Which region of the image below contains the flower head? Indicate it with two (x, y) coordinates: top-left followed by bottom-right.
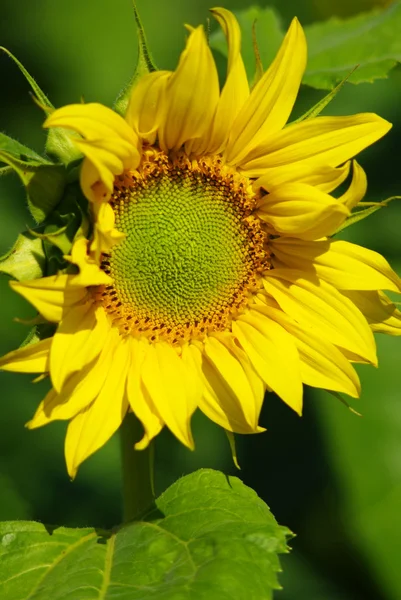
(1, 8), (399, 478)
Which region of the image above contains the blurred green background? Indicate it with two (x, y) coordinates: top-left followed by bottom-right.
(1, 0), (400, 598)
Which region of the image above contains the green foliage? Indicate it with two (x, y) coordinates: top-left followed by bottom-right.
(0, 133), (66, 223)
(0, 231), (46, 281)
(210, 2), (401, 90)
(0, 133), (43, 163)
(0, 470), (290, 600)
(304, 1), (401, 89)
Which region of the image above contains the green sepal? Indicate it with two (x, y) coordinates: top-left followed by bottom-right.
(325, 390), (362, 417)
(38, 183), (91, 274)
(291, 66), (359, 124)
(0, 47), (53, 112)
(225, 430), (241, 469)
(0, 132), (43, 163)
(335, 196), (401, 234)
(29, 196), (89, 257)
(0, 135), (66, 223)
(45, 127), (83, 168)
(0, 47), (81, 167)
(0, 166), (13, 178)
(19, 322), (57, 348)
(0, 231), (46, 281)
(114, 1), (157, 117)
(251, 20), (264, 88)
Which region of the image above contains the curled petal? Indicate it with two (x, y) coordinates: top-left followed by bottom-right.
(192, 8), (249, 155)
(339, 161), (367, 209)
(45, 103), (141, 202)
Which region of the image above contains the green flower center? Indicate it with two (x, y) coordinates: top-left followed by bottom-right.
(98, 152), (269, 343)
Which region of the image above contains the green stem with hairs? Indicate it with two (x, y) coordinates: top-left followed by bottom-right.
(120, 412), (154, 522)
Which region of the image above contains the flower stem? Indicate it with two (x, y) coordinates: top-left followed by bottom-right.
(120, 412), (154, 522)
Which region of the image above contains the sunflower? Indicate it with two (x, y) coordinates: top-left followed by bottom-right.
(1, 8), (400, 478)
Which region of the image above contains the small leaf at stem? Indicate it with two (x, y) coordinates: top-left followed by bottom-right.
(335, 196), (401, 234)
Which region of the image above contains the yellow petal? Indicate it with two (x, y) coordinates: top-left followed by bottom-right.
(64, 336), (130, 478)
(126, 338), (163, 450)
(296, 161), (351, 194)
(192, 8), (249, 155)
(141, 342), (198, 448)
(0, 337), (51, 373)
(343, 290), (401, 336)
(254, 303), (360, 397)
(90, 202), (126, 261)
(258, 183), (349, 240)
(80, 158), (109, 204)
(243, 113), (392, 185)
(126, 71), (171, 145)
(271, 238), (401, 292)
(184, 342), (263, 433)
(158, 26), (220, 152)
(263, 271), (377, 364)
(10, 275), (86, 323)
(75, 138), (137, 202)
(226, 18), (307, 165)
(27, 329), (119, 428)
(204, 335), (260, 428)
(66, 237), (112, 286)
(50, 303), (109, 393)
(215, 332), (265, 411)
(339, 161), (367, 209)
(44, 103), (141, 201)
(233, 309), (303, 414)
(327, 241), (401, 292)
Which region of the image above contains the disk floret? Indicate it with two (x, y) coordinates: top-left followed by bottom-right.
(94, 149), (270, 344)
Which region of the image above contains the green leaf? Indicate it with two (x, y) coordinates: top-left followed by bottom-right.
(210, 3), (401, 91)
(304, 1), (401, 89)
(0, 231), (46, 281)
(0, 132), (44, 163)
(114, 1), (157, 117)
(0, 136), (66, 223)
(0, 469), (290, 599)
